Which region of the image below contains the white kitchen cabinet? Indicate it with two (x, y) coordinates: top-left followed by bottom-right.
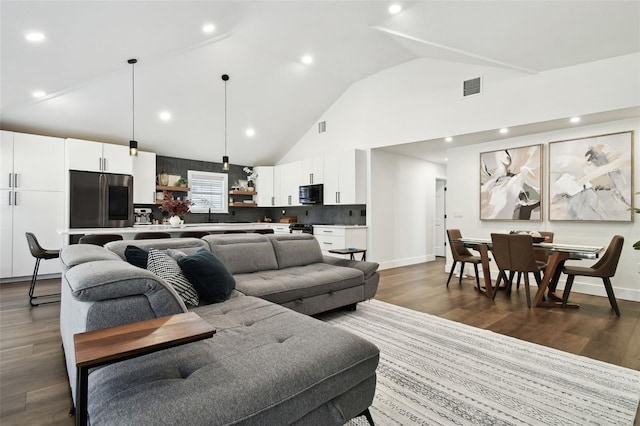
(66, 138), (132, 174)
(323, 149), (366, 205)
(275, 162), (301, 206)
(300, 156), (323, 185)
(271, 224), (291, 234)
(254, 166), (274, 207)
(313, 226), (367, 257)
(1, 131), (65, 279)
(132, 151), (157, 204)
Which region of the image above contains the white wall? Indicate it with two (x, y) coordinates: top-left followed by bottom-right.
(280, 53), (640, 163)
(279, 53), (640, 300)
(369, 150), (446, 269)
(446, 118), (640, 301)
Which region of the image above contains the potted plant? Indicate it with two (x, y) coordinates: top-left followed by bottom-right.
(176, 177), (188, 187)
(243, 167), (258, 190)
(160, 191), (192, 227)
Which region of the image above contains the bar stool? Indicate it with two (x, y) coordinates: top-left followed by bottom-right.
(134, 232), (172, 240)
(253, 228), (274, 234)
(25, 232), (61, 306)
(78, 234), (124, 246)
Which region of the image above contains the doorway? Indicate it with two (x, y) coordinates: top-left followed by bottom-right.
(435, 179), (446, 257)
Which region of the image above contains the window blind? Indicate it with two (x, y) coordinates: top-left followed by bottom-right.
(187, 170), (228, 213)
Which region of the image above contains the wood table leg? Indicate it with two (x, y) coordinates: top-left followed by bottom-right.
(533, 252), (578, 308)
(477, 244), (494, 298)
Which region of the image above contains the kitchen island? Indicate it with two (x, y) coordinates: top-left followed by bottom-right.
(57, 222), (274, 240)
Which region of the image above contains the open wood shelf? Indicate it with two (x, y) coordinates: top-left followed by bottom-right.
(230, 202), (257, 207)
(157, 185), (190, 192)
(229, 190), (257, 195)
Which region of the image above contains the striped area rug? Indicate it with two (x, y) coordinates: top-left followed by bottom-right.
(322, 300), (640, 426)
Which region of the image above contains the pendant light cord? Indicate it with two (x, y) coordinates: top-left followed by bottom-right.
(132, 63), (135, 140)
(224, 79), (227, 156)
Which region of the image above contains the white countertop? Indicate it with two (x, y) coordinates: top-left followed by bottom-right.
(311, 225), (367, 229)
(57, 222), (273, 235)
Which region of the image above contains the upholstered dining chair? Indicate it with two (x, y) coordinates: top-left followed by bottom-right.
(446, 229), (482, 290)
(491, 233), (545, 308)
(78, 234), (124, 246)
(25, 232), (60, 306)
(561, 235), (624, 316)
(133, 232), (172, 240)
(516, 231), (554, 289)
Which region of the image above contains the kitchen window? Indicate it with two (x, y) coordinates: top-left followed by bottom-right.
(187, 170), (228, 214)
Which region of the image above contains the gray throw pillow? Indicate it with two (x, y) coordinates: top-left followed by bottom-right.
(147, 248), (199, 306)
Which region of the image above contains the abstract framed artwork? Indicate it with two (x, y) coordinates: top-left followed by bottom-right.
(549, 131), (634, 222)
(480, 144), (542, 221)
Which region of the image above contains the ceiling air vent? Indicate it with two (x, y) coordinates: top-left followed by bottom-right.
(463, 77), (482, 97)
(318, 121), (326, 133)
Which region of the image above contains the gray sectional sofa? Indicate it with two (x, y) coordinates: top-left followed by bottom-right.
(60, 233), (380, 425)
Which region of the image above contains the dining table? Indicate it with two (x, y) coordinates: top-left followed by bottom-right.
(458, 237), (603, 308)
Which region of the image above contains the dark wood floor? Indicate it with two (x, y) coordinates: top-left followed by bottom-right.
(1, 258), (638, 425)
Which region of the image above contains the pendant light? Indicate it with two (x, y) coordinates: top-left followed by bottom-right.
(221, 74), (230, 171)
(128, 58), (138, 156)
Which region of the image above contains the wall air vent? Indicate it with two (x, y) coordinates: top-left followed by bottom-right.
(463, 77), (482, 97)
(318, 121), (326, 133)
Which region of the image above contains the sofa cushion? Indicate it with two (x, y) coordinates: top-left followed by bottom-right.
(124, 245), (149, 268)
(234, 263), (364, 304)
(178, 249), (236, 303)
(60, 244), (121, 269)
(87, 296), (379, 426)
(268, 234), (324, 269)
(204, 234), (278, 274)
(147, 249), (199, 307)
(106, 237), (209, 260)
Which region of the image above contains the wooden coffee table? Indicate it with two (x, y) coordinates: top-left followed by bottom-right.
(74, 312), (216, 426)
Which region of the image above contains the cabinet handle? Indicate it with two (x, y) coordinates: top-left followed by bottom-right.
(271, 196), (274, 206)
(13, 191), (18, 205)
(323, 230), (333, 233)
(103, 158), (108, 171)
(322, 241), (333, 245)
(8, 191), (12, 205)
(310, 173), (313, 184)
(335, 192), (339, 203)
(14, 173), (19, 188)
(288, 195), (291, 205)
(98, 158), (102, 171)
(8, 173), (12, 188)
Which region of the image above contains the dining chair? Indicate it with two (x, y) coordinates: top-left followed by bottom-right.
(78, 234), (124, 246)
(446, 229), (482, 290)
(561, 235), (624, 316)
(25, 232), (61, 306)
(491, 233), (544, 308)
(133, 232), (172, 240)
(515, 231), (554, 289)
(178, 231), (209, 238)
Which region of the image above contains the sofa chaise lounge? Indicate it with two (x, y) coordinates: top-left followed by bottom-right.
(60, 233), (380, 425)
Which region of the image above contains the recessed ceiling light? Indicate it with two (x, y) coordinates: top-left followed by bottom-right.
(389, 4), (402, 14)
(499, 128), (509, 134)
(159, 111), (172, 121)
(32, 90), (46, 98)
(25, 32), (46, 42)
(445, 137), (453, 143)
(301, 55), (313, 65)
(444, 157), (448, 162)
(570, 116), (581, 123)
(245, 128), (255, 137)
(202, 24), (215, 34)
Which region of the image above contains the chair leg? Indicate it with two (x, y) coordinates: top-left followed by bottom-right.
(602, 277), (621, 316)
(506, 271), (515, 296)
(446, 261), (458, 287)
(493, 271), (506, 300)
(29, 258), (60, 307)
(516, 272), (522, 290)
(523, 274), (532, 308)
(458, 262), (466, 285)
(562, 275), (575, 307)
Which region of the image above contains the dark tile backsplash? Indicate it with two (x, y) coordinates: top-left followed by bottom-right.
(137, 155), (366, 226)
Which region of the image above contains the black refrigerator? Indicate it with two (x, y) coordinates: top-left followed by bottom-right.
(69, 170), (134, 228)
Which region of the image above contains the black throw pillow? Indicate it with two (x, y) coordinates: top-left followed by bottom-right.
(124, 245), (149, 269)
(178, 249), (236, 303)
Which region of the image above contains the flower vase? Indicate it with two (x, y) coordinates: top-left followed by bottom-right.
(168, 216), (181, 227)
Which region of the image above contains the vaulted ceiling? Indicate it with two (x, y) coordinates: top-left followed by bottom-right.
(1, 1), (638, 166)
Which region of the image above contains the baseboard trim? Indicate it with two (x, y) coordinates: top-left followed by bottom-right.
(379, 255), (434, 271)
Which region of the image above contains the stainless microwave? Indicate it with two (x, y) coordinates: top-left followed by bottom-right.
(299, 184), (323, 205)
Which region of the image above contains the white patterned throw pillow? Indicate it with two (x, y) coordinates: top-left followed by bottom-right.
(147, 248), (199, 306)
